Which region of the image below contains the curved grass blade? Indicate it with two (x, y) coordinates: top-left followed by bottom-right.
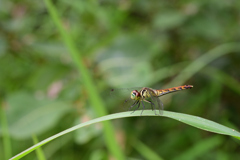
(10, 110), (240, 160)
(32, 134), (46, 160)
(168, 43), (240, 87)
(201, 66), (240, 95)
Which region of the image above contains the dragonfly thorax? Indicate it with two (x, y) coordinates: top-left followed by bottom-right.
(140, 88), (156, 99)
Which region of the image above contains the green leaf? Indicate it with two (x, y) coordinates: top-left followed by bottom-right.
(4, 92), (71, 139)
(153, 11), (187, 30)
(10, 110), (240, 160)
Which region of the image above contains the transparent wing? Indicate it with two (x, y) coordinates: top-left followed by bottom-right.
(143, 88), (164, 115)
(109, 87), (143, 112)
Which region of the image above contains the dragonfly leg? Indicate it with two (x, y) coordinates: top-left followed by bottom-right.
(143, 100), (153, 110)
(144, 100), (157, 115)
(129, 101), (138, 111)
(141, 101), (145, 116)
(131, 102), (140, 114)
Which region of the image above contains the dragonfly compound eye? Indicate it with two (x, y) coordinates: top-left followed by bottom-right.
(131, 92), (136, 99)
(131, 90), (140, 100)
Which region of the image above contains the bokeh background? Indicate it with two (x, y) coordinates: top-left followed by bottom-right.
(1, 0), (240, 159)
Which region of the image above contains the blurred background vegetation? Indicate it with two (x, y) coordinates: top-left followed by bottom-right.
(1, 0), (240, 159)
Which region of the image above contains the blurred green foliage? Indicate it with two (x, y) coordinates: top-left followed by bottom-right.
(1, 0), (240, 159)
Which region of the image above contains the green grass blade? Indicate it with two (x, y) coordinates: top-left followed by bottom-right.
(133, 139), (164, 160)
(173, 136), (223, 160)
(160, 111), (240, 138)
(9, 110), (240, 160)
(43, 0), (124, 159)
(146, 62), (188, 86)
(201, 66), (240, 95)
(32, 134), (46, 160)
(168, 42), (240, 86)
(0, 104), (12, 160)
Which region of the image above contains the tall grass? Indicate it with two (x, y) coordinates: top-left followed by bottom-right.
(43, 0), (125, 159)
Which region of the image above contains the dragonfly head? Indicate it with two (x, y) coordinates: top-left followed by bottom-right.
(131, 90), (140, 100)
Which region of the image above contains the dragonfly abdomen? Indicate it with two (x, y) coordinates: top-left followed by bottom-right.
(156, 85), (193, 97)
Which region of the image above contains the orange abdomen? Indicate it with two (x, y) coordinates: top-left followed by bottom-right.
(156, 85), (193, 96)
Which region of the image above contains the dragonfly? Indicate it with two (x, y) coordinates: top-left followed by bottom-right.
(110, 85), (193, 115)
